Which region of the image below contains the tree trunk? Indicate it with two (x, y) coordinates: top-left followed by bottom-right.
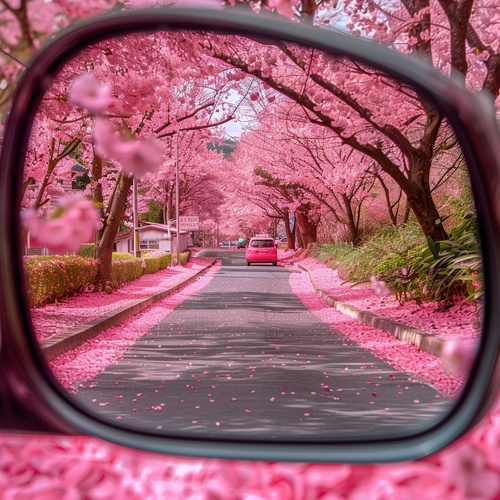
(284, 210), (295, 250)
(407, 185), (448, 241)
(94, 173), (134, 288)
(92, 154), (105, 257)
(341, 193), (362, 246)
(294, 204), (317, 247)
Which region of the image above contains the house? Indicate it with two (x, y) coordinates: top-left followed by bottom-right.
(114, 221), (189, 254)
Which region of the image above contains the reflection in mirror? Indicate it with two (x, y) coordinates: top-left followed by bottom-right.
(23, 29), (482, 440)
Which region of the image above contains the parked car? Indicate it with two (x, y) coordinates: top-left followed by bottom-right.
(246, 235), (278, 266)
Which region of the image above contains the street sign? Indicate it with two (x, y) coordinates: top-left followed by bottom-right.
(179, 216), (199, 231)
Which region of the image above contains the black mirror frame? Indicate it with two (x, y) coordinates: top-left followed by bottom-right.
(1, 7), (500, 463)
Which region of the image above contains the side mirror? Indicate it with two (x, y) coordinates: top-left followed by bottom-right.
(1, 7), (500, 463)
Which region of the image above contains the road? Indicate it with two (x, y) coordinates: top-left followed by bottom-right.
(71, 249), (451, 441)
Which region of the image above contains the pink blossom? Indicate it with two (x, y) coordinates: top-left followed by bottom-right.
(249, 92), (259, 102)
(441, 441), (500, 498)
(170, 0), (223, 6)
(22, 194), (99, 254)
(370, 275), (391, 297)
(114, 137), (163, 178)
(442, 339), (477, 375)
(266, 0), (298, 18)
(126, 0), (157, 7)
(68, 74), (113, 115)
(92, 118), (121, 159)
(419, 30), (431, 42)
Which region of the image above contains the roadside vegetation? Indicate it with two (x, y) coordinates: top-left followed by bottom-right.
(25, 249), (190, 308)
(312, 215), (482, 309)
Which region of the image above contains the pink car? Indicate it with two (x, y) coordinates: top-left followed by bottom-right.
(246, 236), (278, 266)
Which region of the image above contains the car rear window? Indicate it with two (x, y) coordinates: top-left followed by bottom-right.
(250, 239), (275, 248)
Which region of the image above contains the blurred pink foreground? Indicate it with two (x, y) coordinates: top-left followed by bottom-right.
(2, 254), (499, 498)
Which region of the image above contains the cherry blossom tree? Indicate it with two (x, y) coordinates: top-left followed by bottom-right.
(192, 34), (469, 242)
(25, 30), (242, 285)
(139, 129), (228, 226)
(10, 0), (497, 268)
(236, 101), (382, 246)
(0, 0), (116, 119)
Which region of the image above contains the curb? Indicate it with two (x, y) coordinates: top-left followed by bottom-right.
(296, 264), (446, 358)
(40, 260), (216, 362)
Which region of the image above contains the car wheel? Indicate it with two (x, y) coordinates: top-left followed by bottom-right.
(247, 261), (250, 266)
(273, 262), (277, 266)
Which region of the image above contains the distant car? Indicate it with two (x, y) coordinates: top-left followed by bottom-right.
(246, 236), (278, 266)
(237, 237), (247, 249)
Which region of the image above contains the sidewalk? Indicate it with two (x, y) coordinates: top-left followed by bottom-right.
(286, 254), (479, 359)
(37, 256), (216, 361)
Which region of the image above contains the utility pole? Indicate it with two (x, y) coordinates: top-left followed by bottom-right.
(175, 131), (181, 265)
(132, 176), (138, 257)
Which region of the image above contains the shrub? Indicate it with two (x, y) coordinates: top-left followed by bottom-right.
(373, 246), (426, 304)
(25, 256), (98, 308)
(313, 242), (355, 268)
(174, 250), (191, 266)
(79, 243), (95, 258)
(411, 215), (482, 305)
(313, 220), (482, 307)
(112, 252), (135, 260)
(110, 258), (143, 288)
(141, 251), (172, 274)
(26, 248), (192, 308)
(314, 224), (426, 284)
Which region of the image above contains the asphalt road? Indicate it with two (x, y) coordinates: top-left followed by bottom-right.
(71, 249), (451, 441)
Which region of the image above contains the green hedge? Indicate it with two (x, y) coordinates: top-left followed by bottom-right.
(110, 258), (144, 288)
(79, 243), (95, 258)
(26, 250), (188, 307)
(25, 256), (98, 308)
(112, 252), (136, 260)
(177, 250), (191, 266)
(141, 252), (172, 274)
(313, 218), (481, 306)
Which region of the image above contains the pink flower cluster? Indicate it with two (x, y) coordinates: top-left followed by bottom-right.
(93, 118), (163, 178)
(68, 73), (113, 114)
(370, 275), (390, 297)
(22, 194), (99, 254)
(442, 339), (477, 375)
(70, 74), (163, 178)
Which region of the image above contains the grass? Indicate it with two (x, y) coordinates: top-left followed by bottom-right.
(313, 223), (425, 283)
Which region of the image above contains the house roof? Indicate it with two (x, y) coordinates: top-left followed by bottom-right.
(137, 221), (188, 234)
(114, 223), (187, 242)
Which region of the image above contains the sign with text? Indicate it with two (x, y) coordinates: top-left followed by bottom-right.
(179, 216), (199, 231)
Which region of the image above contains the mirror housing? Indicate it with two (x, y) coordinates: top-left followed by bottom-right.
(1, 7), (500, 463)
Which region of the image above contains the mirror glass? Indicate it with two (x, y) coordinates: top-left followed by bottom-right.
(22, 29), (483, 440)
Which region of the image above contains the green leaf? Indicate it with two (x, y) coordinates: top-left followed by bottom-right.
(426, 236), (440, 259)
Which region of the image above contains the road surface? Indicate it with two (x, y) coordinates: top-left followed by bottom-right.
(70, 250), (451, 441)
